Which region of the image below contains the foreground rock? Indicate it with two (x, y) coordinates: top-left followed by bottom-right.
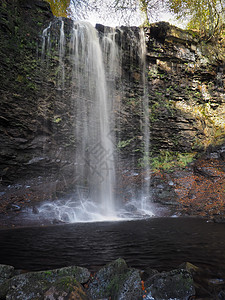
(2, 258), (224, 299)
(0, 259), (198, 300)
(180, 262), (225, 299)
(144, 269), (195, 300)
(43, 277), (89, 299)
(87, 258), (142, 299)
(0, 264), (14, 285)
(0, 266), (90, 300)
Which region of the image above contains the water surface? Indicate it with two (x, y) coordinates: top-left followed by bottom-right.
(0, 217), (225, 276)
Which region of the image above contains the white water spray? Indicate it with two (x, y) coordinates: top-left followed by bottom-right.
(140, 28), (151, 210)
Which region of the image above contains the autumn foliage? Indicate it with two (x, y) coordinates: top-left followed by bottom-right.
(45, 0), (70, 17)
(116, 154), (225, 219)
(174, 158), (225, 218)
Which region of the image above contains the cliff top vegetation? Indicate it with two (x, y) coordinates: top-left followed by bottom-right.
(45, 0), (225, 41)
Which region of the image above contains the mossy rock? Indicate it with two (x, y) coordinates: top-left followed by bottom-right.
(87, 258), (142, 300)
(145, 268), (195, 300)
(1, 266), (90, 300)
(44, 276), (89, 300)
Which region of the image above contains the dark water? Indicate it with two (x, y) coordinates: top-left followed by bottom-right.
(0, 217), (225, 275)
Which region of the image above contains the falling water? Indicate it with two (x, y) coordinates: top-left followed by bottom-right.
(30, 21), (155, 224)
(111, 27), (154, 218)
(36, 20), (118, 222)
(58, 20), (65, 91)
(102, 27), (119, 78)
(41, 21), (52, 64)
(70, 21), (116, 217)
(140, 28), (151, 210)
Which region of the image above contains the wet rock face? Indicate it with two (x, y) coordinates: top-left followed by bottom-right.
(0, 0), (54, 184)
(147, 28), (225, 154)
(0, 0), (76, 187)
(118, 23), (225, 160)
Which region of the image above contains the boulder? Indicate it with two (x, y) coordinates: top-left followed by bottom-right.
(180, 262), (225, 299)
(43, 276), (89, 300)
(145, 269), (195, 300)
(0, 264), (14, 285)
(87, 258), (142, 299)
(1, 266), (90, 300)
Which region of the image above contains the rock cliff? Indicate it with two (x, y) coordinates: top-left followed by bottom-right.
(0, 0), (225, 219)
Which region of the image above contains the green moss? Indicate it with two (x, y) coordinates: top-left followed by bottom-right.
(117, 138), (134, 149)
(53, 116), (62, 124)
(150, 95), (176, 123)
(139, 150), (197, 172)
(27, 82), (37, 90)
(16, 74), (24, 83)
(56, 277), (78, 292)
(104, 272), (128, 298)
(44, 271), (53, 276)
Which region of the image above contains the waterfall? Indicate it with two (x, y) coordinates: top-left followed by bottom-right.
(31, 21), (155, 224)
(70, 21), (115, 217)
(111, 27), (154, 218)
(140, 28), (151, 210)
(37, 20), (118, 222)
(58, 20), (65, 91)
(41, 21), (52, 66)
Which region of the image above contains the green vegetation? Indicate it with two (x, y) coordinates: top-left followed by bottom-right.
(167, 0), (225, 40)
(43, 270), (53, 276)
(117, 138), (134, 149)
(150, 92), (175, 122)
(106, 272), (129, 298)
(140, 150), (197, 172)
(53, 116), (62, 123)
(44, 0), (224, 40)
(56, 277), (78, 291)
